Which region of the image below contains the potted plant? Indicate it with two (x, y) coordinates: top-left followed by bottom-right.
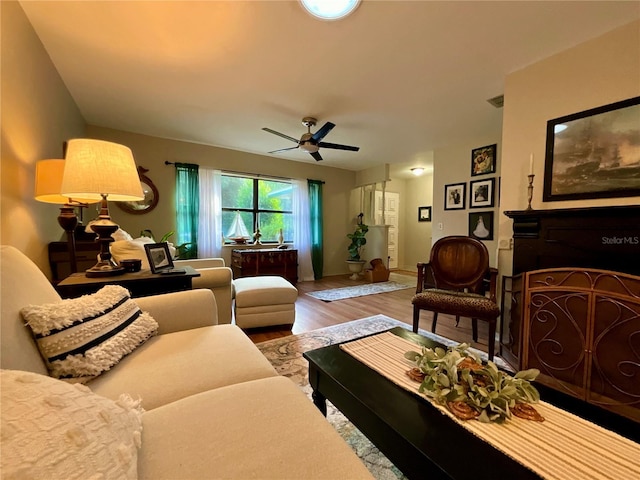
(346, 221), (368, 279)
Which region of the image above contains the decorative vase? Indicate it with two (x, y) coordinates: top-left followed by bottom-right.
(278, 228), (284, 245)
(346, 260), (366, 280)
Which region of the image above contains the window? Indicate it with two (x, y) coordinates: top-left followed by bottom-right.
(221, 174), (292, 243)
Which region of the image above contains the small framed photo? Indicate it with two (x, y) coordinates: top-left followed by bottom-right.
(470, 177), (495, 209)
(444, 183), (466, 210)
(144, 242), (174, 273)
(471, 144), (497, 176)
(468, 211), (494, 241)
(418, 206), (432, 222)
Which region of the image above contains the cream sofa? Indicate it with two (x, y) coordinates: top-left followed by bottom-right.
(0, 246), (373, 479)
(110, 239), (233, 324)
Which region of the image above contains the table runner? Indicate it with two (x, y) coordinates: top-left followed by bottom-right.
(340, 332), (640, 480)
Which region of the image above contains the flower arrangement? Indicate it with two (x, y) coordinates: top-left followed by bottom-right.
(404, 343), (544, 423)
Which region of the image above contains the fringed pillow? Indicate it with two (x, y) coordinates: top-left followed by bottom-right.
(20, 285), (158, 382)
(1, 369), (143, 480)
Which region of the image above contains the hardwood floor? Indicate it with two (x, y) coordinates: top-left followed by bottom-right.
(244, 271), (494, 356)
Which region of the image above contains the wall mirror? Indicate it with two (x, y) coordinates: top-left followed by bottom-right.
(117, 166), (159, 214)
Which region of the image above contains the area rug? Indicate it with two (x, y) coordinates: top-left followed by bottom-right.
(305, 273), (415, 302)
(256, 314), (508, 480)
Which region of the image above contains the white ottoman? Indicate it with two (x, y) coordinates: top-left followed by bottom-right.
(233, 276), (298, 329)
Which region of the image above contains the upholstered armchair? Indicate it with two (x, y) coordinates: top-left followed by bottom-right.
(411, 236), (500, 359)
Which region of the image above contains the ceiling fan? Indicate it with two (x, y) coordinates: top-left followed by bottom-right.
(262, 117), (360, 161)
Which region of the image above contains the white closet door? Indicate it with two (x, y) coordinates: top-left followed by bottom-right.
(374, 192), (400, 269)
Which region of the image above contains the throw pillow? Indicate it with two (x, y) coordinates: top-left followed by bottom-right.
(20, 285), (158, 381)
(111, 237), (177, 270)
(0, 369), (143, 480)
(111, 236), (156, 270)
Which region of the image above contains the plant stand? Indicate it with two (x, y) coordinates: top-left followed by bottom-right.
(346, 260), (366, 280)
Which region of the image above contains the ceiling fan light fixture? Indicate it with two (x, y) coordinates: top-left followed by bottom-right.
(299, 141), (319, 153)
(411, 167), (425, 176)
(300, 0), (360, 20)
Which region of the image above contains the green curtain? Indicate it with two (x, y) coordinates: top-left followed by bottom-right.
(175, 163), (199, 259)
(308, 179), (323, 279)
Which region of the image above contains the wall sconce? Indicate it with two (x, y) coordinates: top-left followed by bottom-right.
(61, 139), (143, 277)
(34, 159), (98, 273)
(411, 167), (425, 176)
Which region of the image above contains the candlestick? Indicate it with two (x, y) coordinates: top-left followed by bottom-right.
(526, 174), (535, 210)
(529, 153), (534, 175)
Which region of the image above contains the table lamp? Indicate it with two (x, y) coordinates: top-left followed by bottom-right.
(61, 139), (144, 277)
(34, 159), (98, 273)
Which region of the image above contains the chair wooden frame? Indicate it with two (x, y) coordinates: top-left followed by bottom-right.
(412, 236), (499, 359)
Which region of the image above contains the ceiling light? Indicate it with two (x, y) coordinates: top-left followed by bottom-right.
(300, 0), (360, 20)
(411, 167), (425, 176)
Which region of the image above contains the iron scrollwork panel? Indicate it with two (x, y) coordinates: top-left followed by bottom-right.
(590, 295), (640, 410)
(528, 291), (589, 397)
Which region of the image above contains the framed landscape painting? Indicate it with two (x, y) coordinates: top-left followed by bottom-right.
(543, 96), (640, 201)
(444, 183), (466, 210)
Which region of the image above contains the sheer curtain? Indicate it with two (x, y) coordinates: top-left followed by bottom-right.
(197, 168), (223, 258)
(292, 178), (315, 282)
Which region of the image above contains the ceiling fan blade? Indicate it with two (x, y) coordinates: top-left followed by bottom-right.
(262, 127), (299, 144)
(310, 151), (323, 161)
(318, 142), (360, 152)
(268, 146), (299, 154)
(311, 122), (335, 142)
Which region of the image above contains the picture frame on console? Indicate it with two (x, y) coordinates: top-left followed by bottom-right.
(144, 242), (174, 273)
(444, 183), (466, 210)
(543, 96), (640, 202)
(470, 178), (495, 208)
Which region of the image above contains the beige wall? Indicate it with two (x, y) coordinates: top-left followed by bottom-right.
(431, 133), (503, 267)
(4, 2), (638, 283)
(86, 125), (357, 276)
(498, 20), (640, 275)
(1, 1), (86, 275)
(400, 174), (434, 271)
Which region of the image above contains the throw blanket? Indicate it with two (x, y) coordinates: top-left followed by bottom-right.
(340, 332), (640, 480)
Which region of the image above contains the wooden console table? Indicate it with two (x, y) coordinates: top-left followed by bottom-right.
(231, 248), (298, 285)
(56, 266), (200, 299)
(49, 241), (101, 284)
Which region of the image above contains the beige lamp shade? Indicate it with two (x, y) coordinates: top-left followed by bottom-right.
(34, 159), (98, 204)
(61, 139), (144, 201)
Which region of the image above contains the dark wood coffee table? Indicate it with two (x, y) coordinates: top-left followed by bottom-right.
(304, 327), (639, 480)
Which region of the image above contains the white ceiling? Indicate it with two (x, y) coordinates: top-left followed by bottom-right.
(21, 1), (640, 179)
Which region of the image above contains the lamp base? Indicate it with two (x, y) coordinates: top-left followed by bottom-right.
(85, 216), (126, 278)
(85, 262), (126, 278)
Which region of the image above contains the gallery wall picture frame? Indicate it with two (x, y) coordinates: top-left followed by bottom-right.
(471, 144), (497, 176)
(468, 211), (494, 241)
(444, 182), (466, 210)
(144, 242), (174, 273)
(470, 177), (495, 209)
(543, 96), (640, 202)
(418, 206), (432, 222)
